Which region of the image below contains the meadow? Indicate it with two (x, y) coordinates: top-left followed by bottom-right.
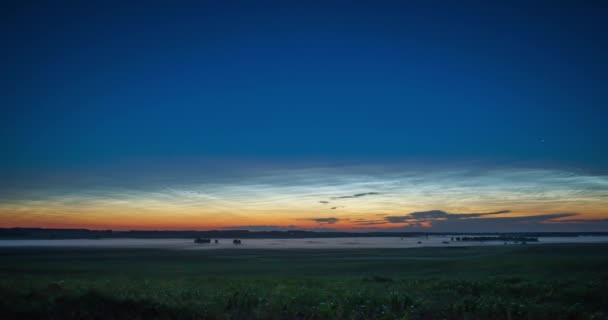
(1, 244), (607, 319)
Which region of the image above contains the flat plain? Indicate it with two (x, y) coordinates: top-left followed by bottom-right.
(1, 243), (607, 319)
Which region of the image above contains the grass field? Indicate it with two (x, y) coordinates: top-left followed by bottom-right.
(1, 244), (607, 319)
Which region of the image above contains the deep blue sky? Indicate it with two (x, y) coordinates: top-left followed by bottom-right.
(2, 0), (607, 173)
(2, 1), (608, 231)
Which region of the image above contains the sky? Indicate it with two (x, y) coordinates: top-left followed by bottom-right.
(1, 1), (607, 232)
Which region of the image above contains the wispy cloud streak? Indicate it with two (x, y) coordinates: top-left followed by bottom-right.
(331, 192), (380, 199)
(1, 163), (607, 230)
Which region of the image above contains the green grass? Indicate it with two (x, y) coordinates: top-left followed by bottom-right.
(1, 244), (607, 319)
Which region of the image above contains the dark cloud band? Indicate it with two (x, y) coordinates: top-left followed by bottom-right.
(331, 192), (380, 199)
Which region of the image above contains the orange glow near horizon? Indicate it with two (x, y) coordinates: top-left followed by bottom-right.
(1, 203), (606, 231)
(1, 166), (607, 231)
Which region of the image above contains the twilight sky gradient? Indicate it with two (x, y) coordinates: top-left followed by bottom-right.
(2, 1), (607, 231)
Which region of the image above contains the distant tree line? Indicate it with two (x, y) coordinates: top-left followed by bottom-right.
(0, 228), (603, 240)
(452, 236), (539, 242)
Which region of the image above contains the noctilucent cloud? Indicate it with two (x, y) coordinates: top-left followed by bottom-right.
(2, 1), (607, 231)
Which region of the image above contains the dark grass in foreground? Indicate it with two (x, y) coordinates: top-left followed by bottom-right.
(1, 244), (607, 319)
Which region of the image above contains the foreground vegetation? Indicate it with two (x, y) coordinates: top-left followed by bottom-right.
(1, 244), (607, 319)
